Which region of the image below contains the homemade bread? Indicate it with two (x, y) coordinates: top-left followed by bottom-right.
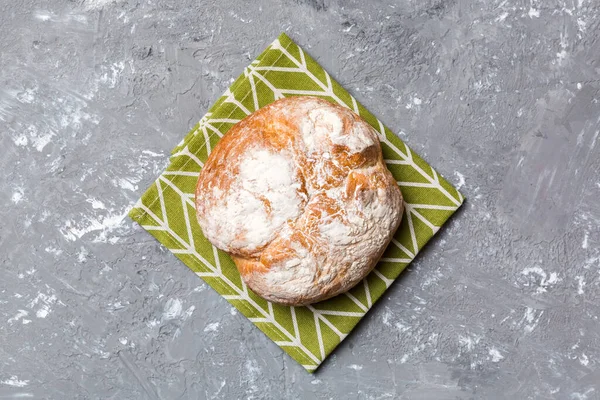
(195, 96), (403, 306)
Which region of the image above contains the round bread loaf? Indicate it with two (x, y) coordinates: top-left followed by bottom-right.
(195, 96), (403, 306)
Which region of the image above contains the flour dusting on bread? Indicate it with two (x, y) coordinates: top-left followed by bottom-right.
(239, 148), (303, 238)
(199, 148), (303, 253)
(263, 241), (317, 297)
(195, 96), (403, 306)
(301, 106), (374, 155)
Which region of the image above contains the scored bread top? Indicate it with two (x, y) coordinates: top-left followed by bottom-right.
(195, 96), (403, 306)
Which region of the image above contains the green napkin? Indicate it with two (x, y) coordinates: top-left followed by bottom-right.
(129, 33), (464, 372)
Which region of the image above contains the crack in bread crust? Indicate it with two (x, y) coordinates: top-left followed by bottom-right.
(195, 96), (404, 306)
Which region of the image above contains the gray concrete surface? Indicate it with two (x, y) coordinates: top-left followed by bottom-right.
(1, 0), (599, 398)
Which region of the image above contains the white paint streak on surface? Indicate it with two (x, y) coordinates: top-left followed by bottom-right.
(13, 133), (28, 146)
(28, 292), (58, 319)
(34, 10), (87, 24)
(60, 209), (127, 242)
(44, 246), (63, 257)
(182, 305), (195, 320)
(36, 308), (50, 318)
(591, 130), (599, 149)
(582, 232), (588, 249)
(7, 310), (29, 324)
(523, 307), (543, 333)
(528, 7), (540, 18)
(489, 347), (504, 362)
(576, 276), (585, 295)
(211, 380), (227, 399)
(204, 322), (220, 333)
(521, 266), (559, 293)
(571, 388), (596, 400)
(77, 247), (89, 263)
(162, 298), (183, 320)
(34, 11), (53, 21)
(556, 32), (569, 65)
(243, 359), (261, 393)
(496, 12), (509, 22)
(584, 256), (600, 269)
(113, 177), (138, 192)
(12, 190), (24, 204)
(394, 322), (410, 332)
(142, 149), (164, 158)
(348, 364), (363, 370)
(459, 334), (481, 352)
(146, 319), (160, 328)
(99, 62), (125, 88)
(86, 198), (106, 210)
(382, 308), (392, 326)
(83, 0), (123, 10)
(0, 376), (29, 387)
(32, 129), (55, 152)
(454, 171), (465, 189)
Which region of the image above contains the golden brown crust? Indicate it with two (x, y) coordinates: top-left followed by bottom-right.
(195, 96), (403, 306)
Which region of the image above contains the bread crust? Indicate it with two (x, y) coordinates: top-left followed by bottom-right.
(195, 96), (403, 306)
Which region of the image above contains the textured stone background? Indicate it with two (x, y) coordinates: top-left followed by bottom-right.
(1, 0), (600, 398)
